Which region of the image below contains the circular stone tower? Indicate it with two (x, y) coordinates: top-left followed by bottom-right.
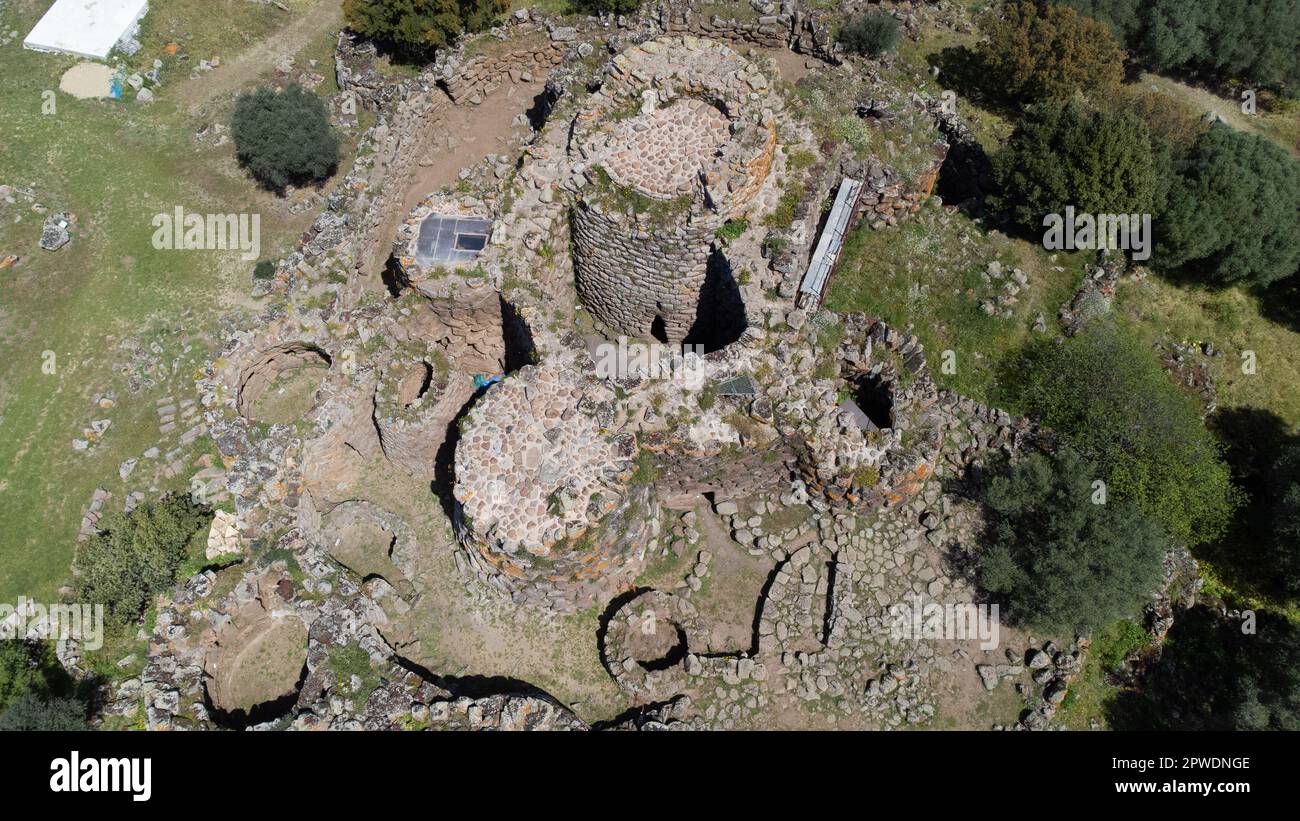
(451, 354), (651, 612)
(569, 36), (777, 345)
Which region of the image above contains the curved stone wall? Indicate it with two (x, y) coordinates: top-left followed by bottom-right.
(452, 355), (653, 612)
(568, 36), (777, 344)
(571, 200), (717, 343)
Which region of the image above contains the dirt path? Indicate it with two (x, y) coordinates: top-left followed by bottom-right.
(399, 79), (547, 214)
(176, 0), (345, 112)
(1137, 72), (1300, 157)
(360, 77), (544, 280)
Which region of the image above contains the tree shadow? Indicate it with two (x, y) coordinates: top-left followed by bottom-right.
(1256, 274), (1300, 334)
(1106, 604), (1300, 730)
(928, 46), (1015, 117)
(1199, 406), (1300, 600)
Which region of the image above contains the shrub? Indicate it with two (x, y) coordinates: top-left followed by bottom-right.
(990, 98), (1159, 231)
(252, 260), (276, 281)
(1157, 124), (1300, 287)
(999, 324), (1238, 545)
(715, 219), (748, 245)
(0, 693), (87, 731)
(0, 641), (38, 713)
(1093, 619), (1152, 672)
(1108, 605), (1300, 730)
(839, 12), (900, 57)
(977, 0), (1125, 102)
(569, 0), (641, 13)
(232, 84), (340, 192)
(975, 448), (1169, 635)
(74, 496), (212, 626)
(343, 0), (509, 58)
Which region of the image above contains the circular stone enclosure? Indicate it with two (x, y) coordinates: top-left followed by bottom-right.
(236, 342), (332, 424)
(601, 590), (702, 701)
(570, 36), (776, 346)
(204, 600), (309, 722)
(601, 97), (732, 201)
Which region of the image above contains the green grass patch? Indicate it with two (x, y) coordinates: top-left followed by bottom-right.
(823, 201), (1084, 402)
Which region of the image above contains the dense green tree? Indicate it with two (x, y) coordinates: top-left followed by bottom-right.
(1271, 445), (1300, 596)
(1051, 0), (1300, 94)
(839, 12), (900, 58)
(232, 84), (340, 192)
(975, 448), (1169, 634)
(999, 324), (1238, 545)
(343, 0), (509, 58)
(74, 496), (211, 626)
(0, 641), (38, 713)
(1056, 0), (1143, 43)
(1139, 0), (1206, 71)
(0, 693), (87, 731)
(991, 99), (1159, 230)
(1108, 605), (1300, 730)
(976, 0), (1125, 102)
(1157, 124), (1300, 286)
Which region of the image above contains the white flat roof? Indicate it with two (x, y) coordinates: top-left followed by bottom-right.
(23, 0), (149, 61)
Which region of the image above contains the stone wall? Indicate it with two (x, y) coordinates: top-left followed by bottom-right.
(440, 37), (566, 104)
(568, 36), (777, 343)
(571, 200), (718, 343)
(457, 482), (657, 614)
(650, 439), (794, 508)
(845, 147), (948, 231)
(793, 314), (946, 512)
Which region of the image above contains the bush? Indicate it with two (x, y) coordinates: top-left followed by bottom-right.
(991, 98), (1159, 231)
(1108, 605), (1300, 730)
(1157, 124), (1300, 287)
(344, 0), (510, 58)
(0, 641), (38, 713)
(839, 12), (900, 57)
(232, 84), (340, 192)
(569, 0), (641, 13)
(999, 324), (1238, 545)
(977, 0), (1125, 102)
(975, 448), (1169, 635)
(252, 260), (276, 281)
(0, 693), (86, 731)
(1093, 619), (1152, 672)
(74, 496), (212, 626)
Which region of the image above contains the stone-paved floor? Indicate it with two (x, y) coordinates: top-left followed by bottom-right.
(602, 98), (730, 200)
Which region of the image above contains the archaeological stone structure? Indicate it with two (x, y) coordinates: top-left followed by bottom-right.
(452, 353), (653, 612)
(85, 2), (1134, 735)
(569, 36), (776, 347)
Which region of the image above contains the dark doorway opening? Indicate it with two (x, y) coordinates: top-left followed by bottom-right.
(650, 315), (669, 344)
(855, 374), (894, 429)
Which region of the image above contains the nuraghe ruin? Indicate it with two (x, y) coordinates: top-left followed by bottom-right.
(95, 16), (1083, 732)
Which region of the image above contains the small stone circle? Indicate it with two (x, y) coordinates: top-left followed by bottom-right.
(602, 589), (702, 702)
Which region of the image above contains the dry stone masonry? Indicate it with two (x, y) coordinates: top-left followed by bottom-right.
(569, 36), (777, 344)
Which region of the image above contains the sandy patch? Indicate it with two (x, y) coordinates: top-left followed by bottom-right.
(59, 62), (115, 99)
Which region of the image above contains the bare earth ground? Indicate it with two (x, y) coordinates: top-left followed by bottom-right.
(175, 0), (346, 112)
(58, 63), (115, 99)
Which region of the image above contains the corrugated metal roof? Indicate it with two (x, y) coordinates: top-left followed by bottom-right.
(799, 176), (863, 306)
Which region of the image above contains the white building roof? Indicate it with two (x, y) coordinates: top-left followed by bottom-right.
(23, 0), (149, 61)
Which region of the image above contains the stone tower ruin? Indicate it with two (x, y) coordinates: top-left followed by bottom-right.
(569, 36), (777, 347)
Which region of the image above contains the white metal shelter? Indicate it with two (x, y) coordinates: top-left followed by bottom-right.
(23, 0), (149, 61)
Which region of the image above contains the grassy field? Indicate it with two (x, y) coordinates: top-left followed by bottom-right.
(822, 10), (1300, 724)
(0, 0), (354, 603)
(826, 202), (1085, 403)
